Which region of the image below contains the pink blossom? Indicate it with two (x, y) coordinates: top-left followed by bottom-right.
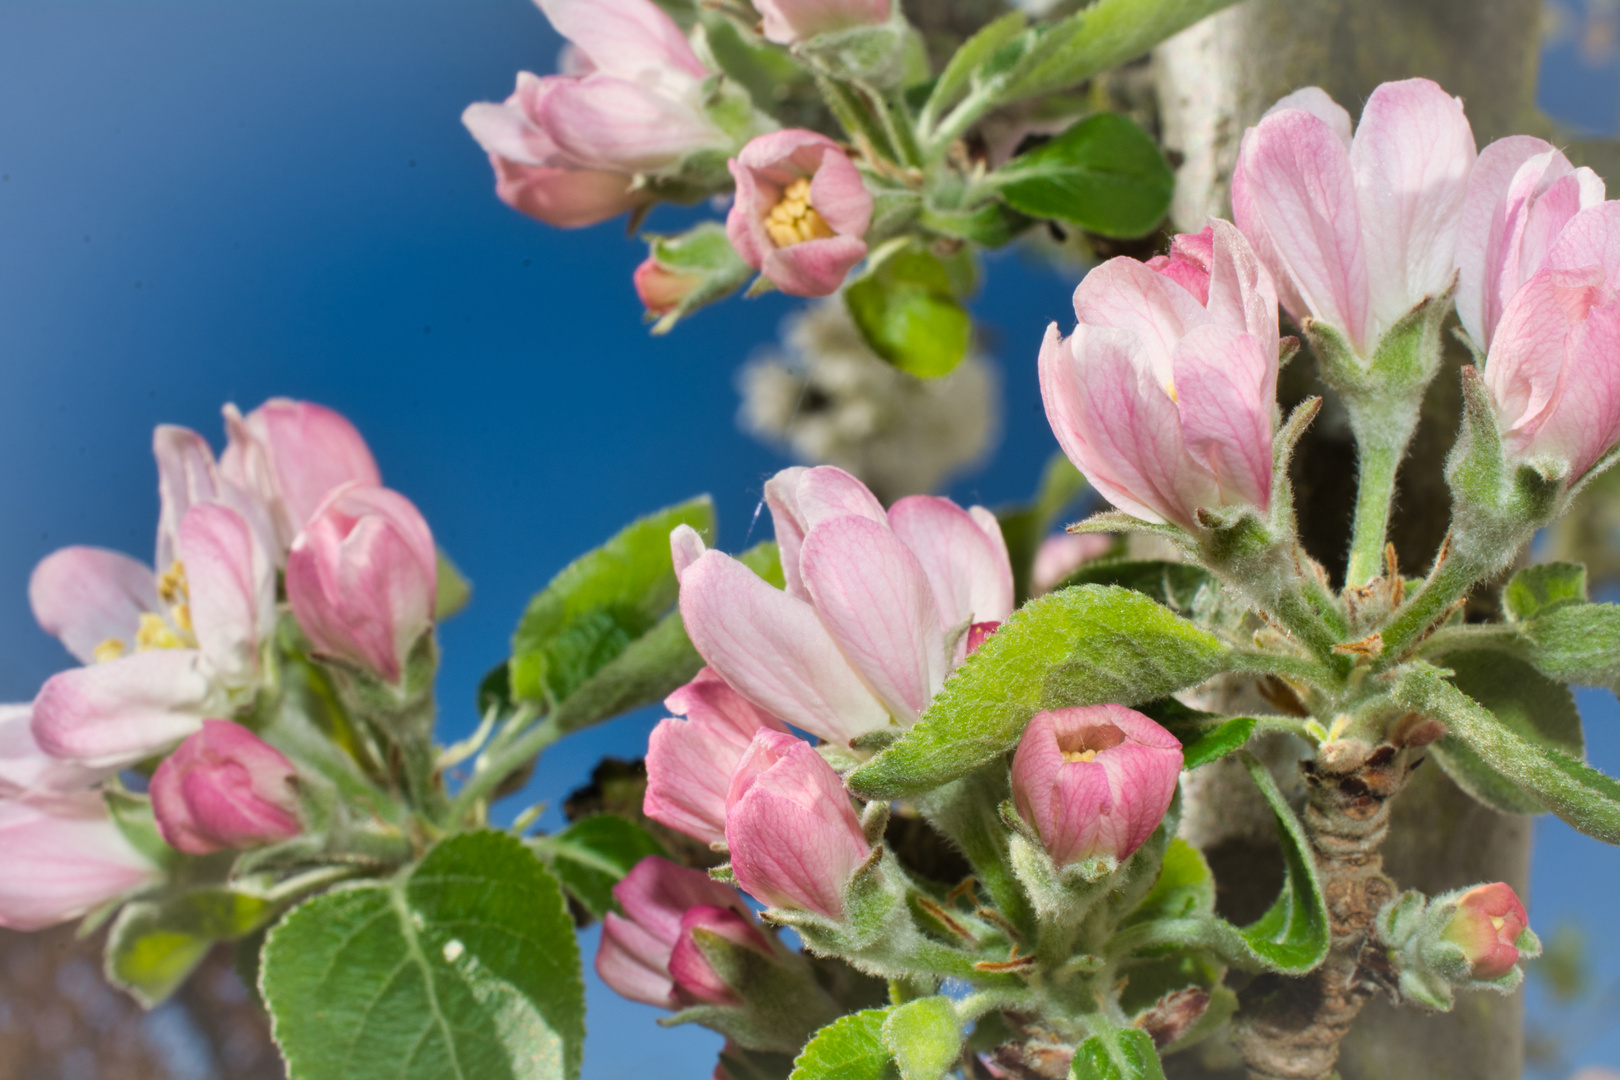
(1441, 882), (1530, 980)
(644, 668), (791, 847)
(1039, 219), (1279, 528)
(1456, 137), (1605, 352)
(674, 466), (1012, 746)
(0, 795), (159, 931)
(754, 0), (891, 44)
(1011, 705), (1183, 867)
(1031, 533), (1113, 595)
(286, 484), (438, 684)
(634, 255), (704, 316)
(221, 398), (381, 553)
(595, 856), (768, 1008)
(726, 131), (872, 298)
(0, 706), (102, 801)
(724, 730), (870, 917)
(1233, 80), (1476, 355)
(149, 720), (300, 856)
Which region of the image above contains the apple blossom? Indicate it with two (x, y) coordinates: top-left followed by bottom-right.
(754, 0), (891, 45)
(149, 720), (301, 856)
(1440, 882), (1531, 980)
(0, 795), (160, 931)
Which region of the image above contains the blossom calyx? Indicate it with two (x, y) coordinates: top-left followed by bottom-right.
(1376, 884), (1540, 1010)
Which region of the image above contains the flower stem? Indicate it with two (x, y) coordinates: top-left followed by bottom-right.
(1345, 438), (1403, 588)
(448, 713), (562, 824)
(1373, 542), (1483, 670)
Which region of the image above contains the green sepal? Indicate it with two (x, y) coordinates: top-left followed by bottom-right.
(1503, 562), (1589, 621)
(104, 787), (178, 871)
(105, 885), (283, 1007)
(881, 996), (962, 1080)
(434, 549), (472, 621)
(992, 113), (1173, 239)
(642, 222), (754, 334)
(665, 932), (840, 1054)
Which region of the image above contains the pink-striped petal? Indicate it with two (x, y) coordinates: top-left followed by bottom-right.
(1204, 218), (1280, 345)
(536, 0), (708, 82)
(540, 75), (721, 174)
(153, 425), (224, 572)
(0, 705), (106, 799)
(887, 496), (1014, 633)
(29, 547), (158, 665)
(31, 651), (211, 770)
(762, 236), (869, 299)
(1456, 136), (1561, 349)
(1073, 257), (1210, 386)
(177, 504), (274, 688)
(1170, 324), (1276, 512)
(0, 797), (159, 931)
(765, 466), (886, 600)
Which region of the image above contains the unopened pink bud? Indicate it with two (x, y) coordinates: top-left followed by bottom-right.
(286, 484), (438, 683)
(150, 720), (300, 855)
(222, 398), (381, 550)
(595, 856), (762, 1009)
(726, 131), (872, 298)
(724, 730), (869, 918)
(964, 621), (999, 656)
(1442, 882), (1530, 980)
(1144, 225), (1215, 306)
(753, 0), (890, 44)
(1011, 705), (1183, 867)
(667, 905), (774, 1006)
(634, 257), (705, 317)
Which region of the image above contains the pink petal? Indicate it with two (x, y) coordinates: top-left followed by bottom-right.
(1263, 87), (1352, 146)
(1073, 257), (1210, 385)
(1543, 200), (1620, 282)
(754, 0), (891, 43)
(31, 651), (211, 769)
(887, 496), (1014, 633)
(153, 424), (225, 573)
(670, 523), (707, 579)
(597, 912), (678, 1008)
(177, 504), (274, 688)
(725, 157), (769, 271)
(1456, 136), (1560, 349)
(613, 856), (749, 943)
(1094, 740), (1183, 860)
(678, 550), (890, 744)
(644, 716), (739, 846)
(800, 515), (947, 725)
(664, 667), (790, 743)
(1350, 79), (1476, 339)
(1170, 324), (1276, 512)
(807, 147), (873, 238)
(764, 466), (886, 600)
(0, 705), (106, 799)
(461, 73), (568, 166)
(1485, 266), (1606, 448)
(1523, 294), (1620, 479)
(536, 0), (708, 82)
(762, 236), (868, 298)
(1031, 533), (1112, 595)
(29, 547), (158, 665)
(540, 75), (720, 174)
(1204, 219), (1280, 345)
(1045, 760), (1113, 866)
(0, 797), (158, 931)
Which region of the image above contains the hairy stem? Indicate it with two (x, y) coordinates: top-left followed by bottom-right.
(1373, 542), (1483, 669)
(1346, 440), (1402, 588)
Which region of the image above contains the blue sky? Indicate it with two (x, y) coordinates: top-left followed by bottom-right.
(0, 1), (1616, 1076)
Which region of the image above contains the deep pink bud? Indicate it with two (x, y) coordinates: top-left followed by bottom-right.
(0, 795), (160, 930)
(1145, 225), (1216, 306)
(1039, 219), (1279, 528)
(724, 730), (869, 917)
(667, 905), (774, 1006)
(1011, 705), (1183, 867)
(595, 856), (763, 1009)
(726, 131), (872, 298)
(149, 719), (300, 856)
(644, 669), (791, 847)
(1442, 882), (1530, 980)
(221, 398), (381, 551)
(286, 484), (438, 683)
(634, 256), (705, 316)
(753, 0), (890, 44)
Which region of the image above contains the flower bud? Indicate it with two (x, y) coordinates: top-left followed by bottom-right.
(1441, 882), (1530, 980)
(286, 484), (438, 683)
(595, 856), (766, 1009)
(0, 795), (160, 930)
(644, 668), (790, 847)
(1011, 705), (1183, 868)
(726, 131), (872, 298)
(149, 720), (300, 855)
(635, 257), (705, 317)
(724, 730), (869, 918)
(754, 0), (890, 44)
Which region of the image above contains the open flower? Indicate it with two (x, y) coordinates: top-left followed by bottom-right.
(1011, 705), (1183, 868)
(724, 730), (869, 917)
(1456, 137), (1605, 352)
(726, 131), (872, 298)
(1233, 79), (1476, 357)
(1038, 220), (1280, 528)
(674, 465), (1012, 746)
(0, 794), (160, 931)
(150, 720), (301, 855)
(644, 668), (791, 848)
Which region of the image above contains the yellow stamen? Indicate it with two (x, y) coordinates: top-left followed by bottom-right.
(135, 611), (187, 651)
(93, 638), (126, 663)
(1490, 915), (1506, 931)
(173, 603), (193, 634)
(764, 177), (836, 249)
(1061, 749), (1099, 763)
(1165, 380), (1179, 403)
(157, 560), (188, 605)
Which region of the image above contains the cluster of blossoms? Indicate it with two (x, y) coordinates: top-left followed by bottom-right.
(0, 400), (437, 929)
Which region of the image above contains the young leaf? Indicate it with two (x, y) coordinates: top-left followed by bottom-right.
(848, 585), (1228, 800)
(547, 609), (702, 734)
(1124, 838), (1214, 925)
(1058, 560), (1212, 613)
(994, 114), (1174, 238)
(1225, 752), (1330, 973)
(536, 814), (667, 919)
(262, 831), (585, 1080)
(509, 496), (714, 705)
(1432, 652), (1584, 815)
(922, 10), (1027, 120)
(1395, 665), (1620, 845)
(789, 1009), (899, 1080)
(1179, 717), (1257, 770)
(1069, 1028), (1165, 1080)
(1518, 600), (1620, 692)
(845, 250), (972, 379)
(1503, 562), (1588, 622)
(881, 996), (961, 1080)
(106, 887), (281, 1007)
(435, 549), (473, 621)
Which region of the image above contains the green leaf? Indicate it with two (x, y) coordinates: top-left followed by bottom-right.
(537, 815), (667, 919)
(1433, 652), (1584, 815)
(918, 201), (1033, 248)
(997, 0), (1241, 104)
(1059, 559), (1212, 612)
(923, 10), (1026, 119)
(881, 997), (961, 1080)
(1180, 716), (1257, 770)
(1518, 600), (1620, 692)
(845, 250), (972, 378)
(1126, 838), (1214, 925)
(510, 496), (714, 705)
(547, 608), (703, 734)
(1395, 665), (1620, 844)
(1069, 1028), (1164, 1080)
(1225, 752), (1331, 973)
(848, 585), (1227, 800)
(106, 887), (281, 1007)
(790, 1009), (899, 1080)
(995, 113), (1173, 238)
(262, 831), (585, 1080)
(643, 222), (754, 334)
(1503, 562), (1588, 622)
(435, 549), (473, 621)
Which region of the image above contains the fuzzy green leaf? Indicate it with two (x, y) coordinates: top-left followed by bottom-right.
(845, 251), (972, 379)
(1228, 752), (1331, 972)
(1180, 717), (1257, 770)
(1518, 600), (1620, 692)
(995, 114), (1173, 238)
(848, 585), (1227, 800)
(1433, 652), (1584, 815)
(1069, 1028), (1164, 1080)
(790, 1009), (899, 1080)
(1395, 665), (1620, 844)
(538, 815), (667, 919)
(881, 997), (961, 1080)
(510, 496), (714, 705)
(924, 11), (1027, 119)
(261, 831), (584, 1080)
(106, 887), (281, 1007)
(1126, 838), (1214, 925)
(1503, 562), (1588, 622)
(547, 608), (702, 733)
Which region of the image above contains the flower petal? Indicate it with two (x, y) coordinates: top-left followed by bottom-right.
(1171, 324), (1276, 512)
(0, 705), (106, 798)
(540, 75), (721, 174)
(1456, 136), (1560, 349)
(1073, 257), (1210, 385)
(29, 547), (158, 665)
(761, 236), (868, 298)
(764, 466), (886, 600)
(1204, 219), (1280, 346)
(887, 496), (1014, 633)
(0, 797), (158, 931)
(31, 651), (211, 770)
(177, 503), (274, 688)
(535, 0), (708, 82)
